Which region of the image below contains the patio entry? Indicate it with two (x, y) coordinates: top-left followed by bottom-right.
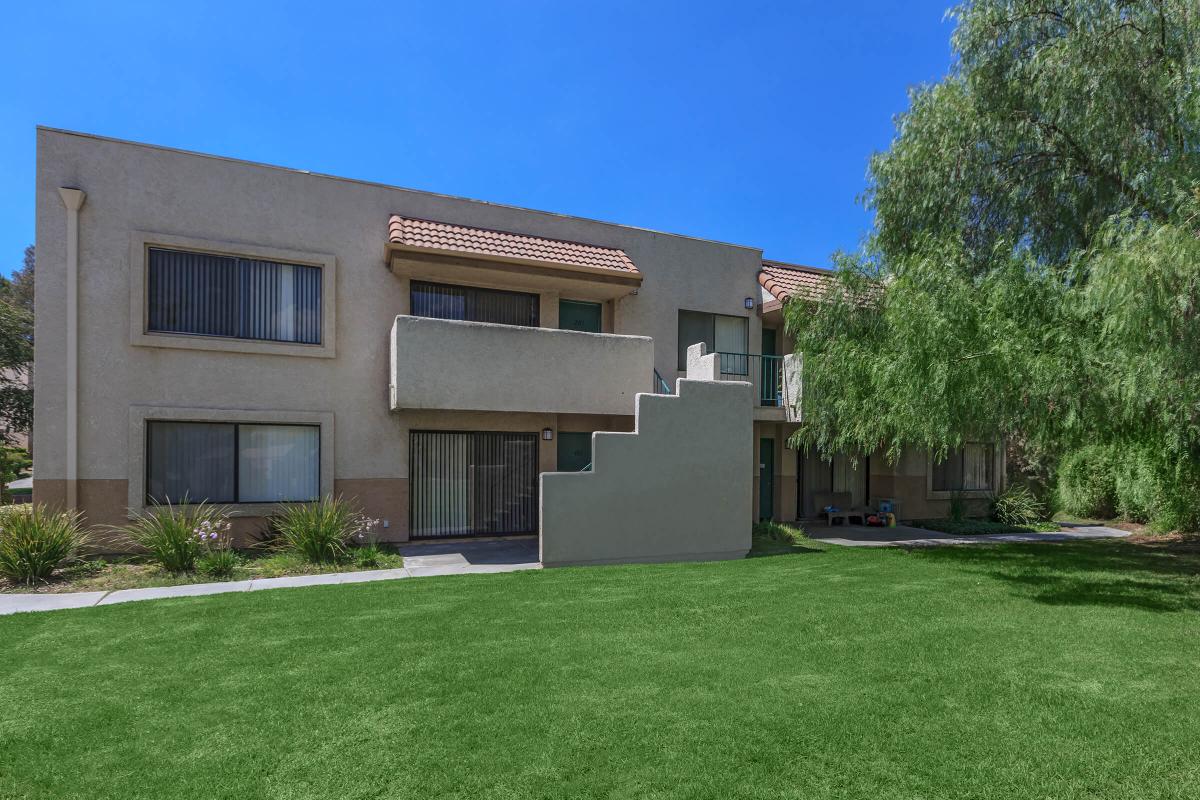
(409, 431), (539, 538)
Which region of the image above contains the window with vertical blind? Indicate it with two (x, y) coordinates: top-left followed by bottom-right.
(147, 247), (323, 344)
(676, 310), (749, 372)
(932, 443), (995, 492)
(146, 421), (319, 504)
(410, 280), (539, 327)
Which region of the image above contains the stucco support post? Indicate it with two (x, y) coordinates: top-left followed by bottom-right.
(58, 188), (86, 511)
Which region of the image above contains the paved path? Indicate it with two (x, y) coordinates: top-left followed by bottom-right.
(0, 538), (541, 616)
(807, 523), (1131, 548)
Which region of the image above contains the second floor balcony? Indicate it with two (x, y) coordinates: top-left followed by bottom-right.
(390, 315), (654, 416)
(685, 343), (801, 421)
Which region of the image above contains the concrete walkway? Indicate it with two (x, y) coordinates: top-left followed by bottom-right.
(0, 538), (541, 616)
(807, 522), (1131, 548)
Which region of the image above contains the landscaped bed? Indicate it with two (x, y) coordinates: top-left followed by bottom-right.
(0, 549), (404, 594)
(0, 497), (399, 594)
(1, 530), (1197, 799)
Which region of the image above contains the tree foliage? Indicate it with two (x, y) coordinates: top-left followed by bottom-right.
(0, 247), (34, 443)
(786, 1), (1200, 526)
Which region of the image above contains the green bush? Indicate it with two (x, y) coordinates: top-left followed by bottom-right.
(124, 500), (232, 573)
(948, 491), (968, 522)
(271, 496), (380, 564)
(198, 548), (240, 579)
(1056, 444), (1199, 532)
(752, 521), (804, 544)
(354, 542), (383, 569)
(991, 485), (1047, 527)
(0, 505), (90, 585)
(1056, 445), (1117, 519)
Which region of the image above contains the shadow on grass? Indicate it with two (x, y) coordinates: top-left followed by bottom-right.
(908, 539), (1200, 613)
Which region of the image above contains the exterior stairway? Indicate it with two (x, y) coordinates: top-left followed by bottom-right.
(539, 377), (753, 567)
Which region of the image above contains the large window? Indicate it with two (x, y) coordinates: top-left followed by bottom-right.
(411, 281), (539, 327)
(932, 443), (995, 492)
(147, 247), (323, 344)
(677, 310), (749, 372)
(146, 421), (320, 504)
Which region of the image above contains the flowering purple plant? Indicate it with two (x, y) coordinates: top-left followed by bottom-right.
(192, 518), (233, 552)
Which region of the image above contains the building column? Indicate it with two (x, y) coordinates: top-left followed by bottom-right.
(58, 188), (86, 511)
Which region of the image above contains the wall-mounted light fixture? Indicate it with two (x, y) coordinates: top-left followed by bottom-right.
(542, 428), (554, 441)
(744, 297), (755, 309)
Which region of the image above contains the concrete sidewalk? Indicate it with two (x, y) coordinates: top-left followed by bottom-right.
(807, 523), (1131, 548)
(0, 538), (541, 616)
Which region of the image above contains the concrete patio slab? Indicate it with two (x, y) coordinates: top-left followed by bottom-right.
(0, 591), (107, 614)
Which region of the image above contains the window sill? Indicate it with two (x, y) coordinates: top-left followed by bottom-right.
(129, 501), (306, 520)
(131, 330), (335, 359)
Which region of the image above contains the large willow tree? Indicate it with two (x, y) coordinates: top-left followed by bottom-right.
(787, 0), (1199, 520)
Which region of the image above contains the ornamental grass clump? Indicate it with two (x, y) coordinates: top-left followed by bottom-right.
(991, 485), (1047, 528)
(271, 496), (380, 564)
(124, 500), (232, 574)
(0, 505), (90, 585)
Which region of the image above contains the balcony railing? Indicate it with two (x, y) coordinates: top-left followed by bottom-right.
(714, 352), (785, 407)
(653, 368), (672, 395)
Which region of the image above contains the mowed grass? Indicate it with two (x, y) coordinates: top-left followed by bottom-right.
(1, 537), (1198, 799)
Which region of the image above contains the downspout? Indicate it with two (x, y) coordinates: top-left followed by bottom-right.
(58, 188), (86, 511)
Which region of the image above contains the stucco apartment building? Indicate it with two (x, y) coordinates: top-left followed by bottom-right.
(33, 127), (1003, 557)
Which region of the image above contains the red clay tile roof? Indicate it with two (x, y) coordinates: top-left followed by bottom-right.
(388, 216), (640, 276)
(759, 260), (836, 303)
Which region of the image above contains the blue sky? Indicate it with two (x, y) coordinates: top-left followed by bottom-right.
(1, 1), (955, 275)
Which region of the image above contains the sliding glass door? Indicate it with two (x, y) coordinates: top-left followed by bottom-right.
(409, 431), (539, 538)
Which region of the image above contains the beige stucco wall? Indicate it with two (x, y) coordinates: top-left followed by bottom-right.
(540, 379), (753, 566)
(390, 315), (653, 415)
(33, 127), (763, 534)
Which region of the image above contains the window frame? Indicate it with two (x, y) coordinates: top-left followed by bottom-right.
(130, 232), (337, 358)
(926, 442), (1001, 499)
(128, 406), (334, 517)
(677, 309), (749, 371)
(145, 420), (321, 506)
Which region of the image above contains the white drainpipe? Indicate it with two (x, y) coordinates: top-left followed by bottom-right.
(58, 188), (86, 511)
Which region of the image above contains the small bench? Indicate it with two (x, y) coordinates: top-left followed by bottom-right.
(815, 492), (873, 527)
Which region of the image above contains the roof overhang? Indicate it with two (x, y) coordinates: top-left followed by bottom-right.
(387, 215), (642, 299)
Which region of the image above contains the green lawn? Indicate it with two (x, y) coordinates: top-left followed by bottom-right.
(1, 536), (1198, 799)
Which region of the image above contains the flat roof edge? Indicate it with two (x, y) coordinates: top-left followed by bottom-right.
(36, 125), (767, 255)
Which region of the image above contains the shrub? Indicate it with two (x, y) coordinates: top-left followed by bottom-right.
(0, 505), (89, 585)
(1056, 445), (1117, 519)
(948, 491), (968, 522)
(1056, 443), (1199, 532)
(271, 496), (380, 564)
(753, 520), (803, 544)
(991, 485), (1047, 527)
(124, 500), (232, 573)
(354, 541), (383, 569)
(198, 548), (240, 579)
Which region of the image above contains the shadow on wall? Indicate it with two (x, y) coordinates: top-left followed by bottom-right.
(907, 539), (1200, 614)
